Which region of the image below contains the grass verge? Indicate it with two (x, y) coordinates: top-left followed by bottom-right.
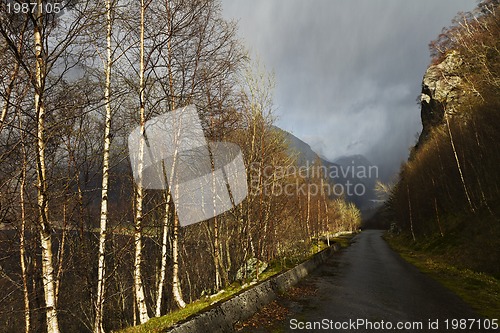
(117, 234), (355, 333)
(385, 233), (500, 319)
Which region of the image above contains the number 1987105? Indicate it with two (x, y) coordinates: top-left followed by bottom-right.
(5, 1), (62, 14)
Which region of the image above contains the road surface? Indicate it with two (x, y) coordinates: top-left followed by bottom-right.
(238, 230), (495, 332)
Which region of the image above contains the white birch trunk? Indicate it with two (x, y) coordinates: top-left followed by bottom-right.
(34, 1), (60, 331)
(155, 192), (170, 317)
(445, 113), (474, 212)
(210, 142), (221, 291)
(19, 117), (30, 333)
(164, 0), (185, 308)
(157, 125), (181, 314)
(172, 212), (186, 308)
(213, 216), (221, 291)
(94, 0), (113, 330)
(133, 0), (150, 324)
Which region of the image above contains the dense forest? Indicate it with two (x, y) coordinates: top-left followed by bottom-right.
(381, 0), (500, 276)
(0, 1), (361, 332)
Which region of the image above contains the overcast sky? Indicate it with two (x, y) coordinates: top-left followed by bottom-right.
(221, 0), (477, 181)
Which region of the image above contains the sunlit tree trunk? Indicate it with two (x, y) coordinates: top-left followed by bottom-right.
(207, 112), (222, 291)
(94, 0), (114, 330)
(155, 192), (171, 317)
(157, 127), (181, 313)
(213, 216), (221, 291)
(306, 179), (311, 239)
(34, 1), (60, 331)
(445, 112), (474, 212)
(19, 113), (30, 333)
(163, 0), (186, 307)
(317, 195), (322, 247)
(172, 212), (186, 308)
(323, 190), (330, 246)
(133, 0), (151, 323)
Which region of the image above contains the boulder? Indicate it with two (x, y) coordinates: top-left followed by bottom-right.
(235, 258), (268, 281)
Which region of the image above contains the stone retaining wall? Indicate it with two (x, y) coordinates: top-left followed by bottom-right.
(166, 243), (341, 333)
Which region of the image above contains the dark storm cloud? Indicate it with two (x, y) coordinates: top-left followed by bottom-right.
(221, 0), (477, 180)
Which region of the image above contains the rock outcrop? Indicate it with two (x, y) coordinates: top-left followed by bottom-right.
(417, 50), (467, 148)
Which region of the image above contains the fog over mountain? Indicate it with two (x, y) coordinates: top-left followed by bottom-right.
(222, 0), (477, 182)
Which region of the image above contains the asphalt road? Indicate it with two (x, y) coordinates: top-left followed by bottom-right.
(239, 230), (496, 333)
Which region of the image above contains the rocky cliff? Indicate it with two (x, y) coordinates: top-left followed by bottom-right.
(417, 50), (468, 148)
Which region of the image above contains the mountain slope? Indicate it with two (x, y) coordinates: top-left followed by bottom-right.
(274, 127), (378, 212)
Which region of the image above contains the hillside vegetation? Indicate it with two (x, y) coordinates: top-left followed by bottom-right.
(384, 0), (500, 277)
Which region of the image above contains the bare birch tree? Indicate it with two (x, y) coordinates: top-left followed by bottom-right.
(32, 2), (60, 330)
(94, 0), (115, 331)
(18, 93), (31, 333)
(129, 0), (153, 324)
